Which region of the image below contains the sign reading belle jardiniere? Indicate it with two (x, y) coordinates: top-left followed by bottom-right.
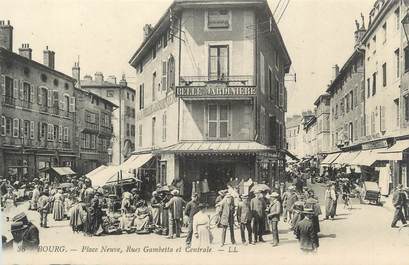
(175, 86), (257, 97)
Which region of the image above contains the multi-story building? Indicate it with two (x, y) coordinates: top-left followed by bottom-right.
(0, 21), (77, 179)
(129, 0), (291, 196)
(314, 94), (331, 160)
(286, 114), (302, 158)
(304, 114), (317, 158)
(79, 72), (136, 166)
(74, 85), (116, 176)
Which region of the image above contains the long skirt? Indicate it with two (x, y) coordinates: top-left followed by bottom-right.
(134, 215), (150, 231)
(4, 199), (16, 219)
(151, 207), (160, 226)
(191, 225), (212, 248)
(325, 199), (335, 218)
(53, 200), (65, 221)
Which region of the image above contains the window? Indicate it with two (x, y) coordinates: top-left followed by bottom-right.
(22, 82), (32, 102)
(209, 45), (229, 80)
(106, 90), (114, 97)
(4, 76), (13, 99)
(69, 97), (75, 112)
(161, 62), (167, 92)
(12, 118), (19, 138)
(405, 46), (409, 73)
(260, 107), (266, 143)
(382, 22), (387, 43)
(395, 7), (400, 31)
(346, 95), (349, 113)
(53, 125), (58, 141)
(405, 95), (409, 121)
(162, 112), (167, 142)
(152, 117), (156, 146)
(85, 111), (97, 123)
(382, 63), (387, 87)
(1, 116), (6, 136)
(152, 46), (156, 60)
(163, 31), (168, 48)
(40, 123), (47, 139)
(260, 52), (265, 94)
(131, 94), (135, 102)
(47, 124), (53, 141)
(58, 125), (62, 142)
(367, 78), (371, 98)
(90, 134), (96, 149)
(167, 56), (175, 91)
(395, 99), (400, 127)
(131, 125), (135, 137)
(139, 84), (144, 110)
(63, 127), (69, 142)
(208, 104), (229, 139)
(126, 123), (130, 137)
(372, 73), (377, 96)
(207, 9), (230, 29)
(84, 133), (90, 148)
(268, 67), (274, 101)
(395, 49), (400, 78)
(138, 124), (143, 147)
(371, 112), (376, 135)
(152, 72), (156, 101)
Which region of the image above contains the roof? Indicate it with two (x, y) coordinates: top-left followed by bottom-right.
(81, 79), (135, 92)
(0, 47), (76, 83)
(313, 93), (330, 106)
(75, 87), (119, 108)
(129, 0), (291, 72)
(159, 141), (274, 154)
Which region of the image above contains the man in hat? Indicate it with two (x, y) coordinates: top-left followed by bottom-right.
(281, 186), (291, 222)
(391, 184), (407, 228)
(267, 192), (281, 247)
(37, 190), (50, 228)
(305, 191), (321, 243)
(324, 183), (337, 220)
(151, 191), (162, 226)
(250, 191), (266, 243)
(294, 208), (319, 253)
(219, 193), (236, 247)
(184, 193), (200, 247)
(237, 194), (252, 245)
(286, 186), (298, 223)
(12, 212), (40, 250)
(165, 189), (185, 238)
(30, 185), (40, 211)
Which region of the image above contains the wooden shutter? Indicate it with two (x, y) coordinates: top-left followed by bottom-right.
(19, 80), (24, 100)
(279, 82), (284, 108)
(0, 75), (5, 96)
(37, 87), (42, 105)
(69, 97), (75, 112)
(30, 121), (35, 139)
(59, 125), (63, 142)
(380, 106), (386, 132)
(30, 85), (34, 103)
(13, 79), (18, 99)
(0, 116), (5, 136)
(47, 89), (52, 107)
(162, 61), (167, 91)
(13, 118), (19, 138)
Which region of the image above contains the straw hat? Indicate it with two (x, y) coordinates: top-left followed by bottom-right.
(270, 192), (279, 198)
(171, 189), (179, 196)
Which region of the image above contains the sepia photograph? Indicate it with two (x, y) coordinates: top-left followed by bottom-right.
(1, 0), (409, 264)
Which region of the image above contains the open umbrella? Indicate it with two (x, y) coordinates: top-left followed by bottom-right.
(250, 184), (271, 193)
(59, 183), (74, 189)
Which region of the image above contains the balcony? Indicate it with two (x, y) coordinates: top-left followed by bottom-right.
(180, 75), (255, 86)
(1, 137), (35, 147)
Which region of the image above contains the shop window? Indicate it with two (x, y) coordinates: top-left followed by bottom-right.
(209, 45), (229, 80)
(208, 104), (229, 139)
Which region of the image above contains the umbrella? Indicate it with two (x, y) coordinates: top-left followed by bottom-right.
(59, 183), (74, 189)
(250, 184), (271, 193)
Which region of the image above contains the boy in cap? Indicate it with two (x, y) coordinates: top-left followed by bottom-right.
(237, 194), (252, 245)
(267, 192), (281, 247)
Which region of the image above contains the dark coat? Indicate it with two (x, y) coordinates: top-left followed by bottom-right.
(267, 200), (281, 221)
(294, 217), (318, 251)
(184, 200), (200, 221)
(220, 198), (235, 226)
(22, 223), (40, 250)
(250, 197), (266, 218)
(392, 190), (404, 208)
(237, 200), (252, 223)
(166, 196), (185, 219)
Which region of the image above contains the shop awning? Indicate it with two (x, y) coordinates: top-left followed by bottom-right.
(320, 153), (341, 165)
(89, 154), (154, 187)
(332, 151), (360, 165)
(350, 148), (389, 166)
(285, 150), (299, 161)
(51, 167), (76, 176)
(160, 141), (273, 154)
(377, 139), (409, 161)
(85, 165), (107, 179)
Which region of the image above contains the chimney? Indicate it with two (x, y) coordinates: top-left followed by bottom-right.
(143, 24), (153, 40)
(332, 65), (340, 80)
(18, 43), (32, 60)
(107, 75), (117, 84)
(72, 62), (80, 85)
(94, 72), (104, 84)
(83, 75), (93, 82)
(119, 74), (127, 87)
(43, 46), (55, 69)
(0, 20), (13, 51)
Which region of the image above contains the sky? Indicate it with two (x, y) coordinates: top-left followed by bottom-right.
(0, 0), (375, 115)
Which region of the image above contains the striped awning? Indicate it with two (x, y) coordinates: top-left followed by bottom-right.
(160, 141), (274, 154)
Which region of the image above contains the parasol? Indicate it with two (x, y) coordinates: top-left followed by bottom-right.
(250, 184), (271, 193)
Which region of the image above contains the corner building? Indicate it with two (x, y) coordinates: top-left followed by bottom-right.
(129, 0), (291, 198)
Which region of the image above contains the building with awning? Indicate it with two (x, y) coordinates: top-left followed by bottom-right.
(332, 151), (361, 166)
(40, 167), (76, 184)
(320, 153), (341, 166)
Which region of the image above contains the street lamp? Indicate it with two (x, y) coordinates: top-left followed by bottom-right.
(402, 0), (409, 42)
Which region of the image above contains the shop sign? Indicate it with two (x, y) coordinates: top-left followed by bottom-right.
(176, 85), (256, 98)
(362, 140), (388, 150)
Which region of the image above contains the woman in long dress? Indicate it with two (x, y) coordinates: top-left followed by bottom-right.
(150, 191), (161, 226)
(2, 187), (17, 221)
(134, 201), (150, 232)
(192, 204), (212, 248)
(53, 190), (65, 221)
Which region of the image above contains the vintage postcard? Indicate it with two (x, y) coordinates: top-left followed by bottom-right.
(1, 0), (409, 264)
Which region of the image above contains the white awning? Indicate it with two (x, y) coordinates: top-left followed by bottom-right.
(377, 139), (409, 161)
(89, 166), (120, 187)
(333, 151), (361, 165)
(321, 153), (341, 165)
(85, 165), (107, 179)
(350, 148), (389, 166)
(52, 167), (76, 176)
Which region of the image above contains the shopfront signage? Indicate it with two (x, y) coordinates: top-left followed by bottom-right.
(362, 140), (388, 150)
(176, 85), (257, 98)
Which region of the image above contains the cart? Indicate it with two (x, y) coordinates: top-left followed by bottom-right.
(360, 181), (381, 205)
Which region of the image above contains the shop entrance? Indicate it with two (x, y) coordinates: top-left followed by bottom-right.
(199, 162), (235, 192)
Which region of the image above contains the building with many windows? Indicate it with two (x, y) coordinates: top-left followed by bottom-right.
(128, 0), (291, 197)
(0, 21), (77, 179)
(314, 93), (331, 160)
(79, 72), (136, 166)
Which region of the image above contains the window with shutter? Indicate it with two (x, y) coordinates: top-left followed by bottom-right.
(13, 79), (18, 99)
(63, 127), (69, 142)
(13, 118), (19, 138)
(30, 121), (34, 139)
(59, 125), (63, 142)
(380, 106), (386, 132)
(0, 75), (5, 96)
(69, 97), (75, 112)
(47, 89), (52, 107)
(30, 85), (34, 103)
(0, 116), (5, 136)
(162, 61), (167, 91)
(37, 87), (42, 105)
(47, 124), (53, 141)
(19, 80), (24, 100)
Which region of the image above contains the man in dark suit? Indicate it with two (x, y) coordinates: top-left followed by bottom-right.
(237, 194), (252, 245)
(294, 208), (318, 253)
(165, 190), (185, 238)
(219, 194), (236, 247)
(267, 192), (281, 247)
(250, 191), (266, 243)
(391, 184), (407, 228)
(184, 193), (200, 247)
